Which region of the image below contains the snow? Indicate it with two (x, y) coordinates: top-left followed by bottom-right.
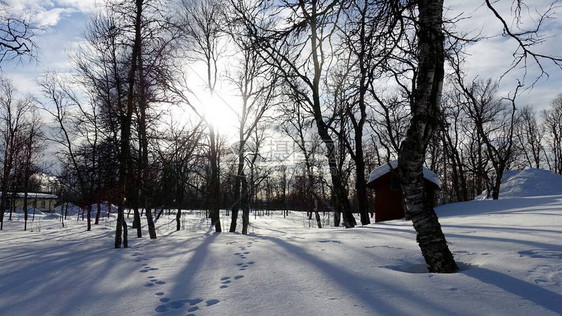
(54, 202), (118, 217)
(1, 179), (562, 314)
(498, 168), (562, 198)
(367, 160), (441, 187)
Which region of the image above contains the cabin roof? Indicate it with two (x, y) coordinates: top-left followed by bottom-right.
(367, 160), (441, 188)
(0, 192), (58, 199)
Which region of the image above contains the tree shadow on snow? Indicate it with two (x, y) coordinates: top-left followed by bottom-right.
(153, 233), (221, 314)
(463, 267), (562, 314)
(256, 235), (457, 315)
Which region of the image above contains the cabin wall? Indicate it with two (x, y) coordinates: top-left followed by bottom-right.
(11, 198), (56, 212)
(370, 173), (437, 222)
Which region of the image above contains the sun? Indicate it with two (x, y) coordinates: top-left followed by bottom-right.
(195, 88), (241, 139)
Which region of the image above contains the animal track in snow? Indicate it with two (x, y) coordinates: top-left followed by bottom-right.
(155, 298), (218, 314)
(528, 264), (562, 287)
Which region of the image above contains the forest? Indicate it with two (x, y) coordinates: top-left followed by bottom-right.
(0, 0), (561, 273)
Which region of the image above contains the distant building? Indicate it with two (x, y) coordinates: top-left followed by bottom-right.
(366, 161), (440, 222)
(0, 193), (58, 212)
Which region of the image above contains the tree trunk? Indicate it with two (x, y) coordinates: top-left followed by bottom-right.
(23, 192), (28, 231)
(133, 206), (142, 237)
(122, 215), (128, 248)
(333, 210), (341, 227)
(355, 160), (370, 225)
(115, 204), (127, 248)
(230, 141), (245, 232)
(115, 0), (143, 248)
(230, 208), (239, 232)
(61, 203), (65, 228)
(398, 0), (458, 273)
(208, 127), (222, 232)
(87, 205), (91, 231)
(492, 171), (502, 200)
(146, 207), (157, 239)
(241, 175), (250, 235)
(95, 200), (101, 225)
(314, 198), (322, 229)
(306, 1), (355, 228)
(176, 208), (181, 231)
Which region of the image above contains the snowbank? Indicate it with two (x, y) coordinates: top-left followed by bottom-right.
(499, 168), (562, 198)
(54, 202), (117, 217)
(14, 207), (44, 216)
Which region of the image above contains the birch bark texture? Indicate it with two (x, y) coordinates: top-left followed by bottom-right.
(398, 0), (458, 273)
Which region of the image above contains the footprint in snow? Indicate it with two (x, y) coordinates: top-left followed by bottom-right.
(187, 306), (200, 312)
(206, 299), (220, 306)
(528, 264), (562, 287)
(155, 294), (220, 314)
(519, 249), (562, 260)
(318, 240), (342, 244)
(147, 278), (165, 285)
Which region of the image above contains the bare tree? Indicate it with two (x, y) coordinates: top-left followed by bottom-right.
(543, 95), (562, 174)
(515, 106), (543, 169)
(456, 78), (519, 200)
(279, 94), (323, 228)
(39, 73), (97, 230)
(0, 76), (32, 230)
(438, 92), (470, 202)
(155, 118), (204, 231)
(76, 8), (139, 237)
(392, 0), (562, 272)
(19, 107), (43, 231)
(223, 8), (278, 233)
(393, 0), (458, 273)
(176, 0), (226, 232)
(232, 0), (358, 227)
(0, 1), (36, 64)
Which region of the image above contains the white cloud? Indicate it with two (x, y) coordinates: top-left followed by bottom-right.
(5, 0), (97, 27)
(55, 0), (99, 13)
(445, 0), (562, 109)
(33, 7), (77, 27)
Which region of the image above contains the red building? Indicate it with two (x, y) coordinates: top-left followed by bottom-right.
(366, 161), (440, 222)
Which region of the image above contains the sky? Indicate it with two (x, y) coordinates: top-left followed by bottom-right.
(2, 0), (95, 93)
(2, 0), (561, 117)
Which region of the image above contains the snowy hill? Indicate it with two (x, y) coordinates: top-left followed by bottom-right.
(499, 168), (562, 198)
(1, 179), (562, 314)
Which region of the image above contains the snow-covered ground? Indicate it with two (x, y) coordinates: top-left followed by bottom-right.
(1, 172), (562, 315)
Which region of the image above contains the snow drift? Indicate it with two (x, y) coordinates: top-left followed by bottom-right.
(499, 168), (562, 198)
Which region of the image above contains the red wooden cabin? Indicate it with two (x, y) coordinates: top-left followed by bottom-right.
(366, 161), (440, 223)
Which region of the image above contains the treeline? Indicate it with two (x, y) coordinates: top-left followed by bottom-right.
(1, 0), (560, 272)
